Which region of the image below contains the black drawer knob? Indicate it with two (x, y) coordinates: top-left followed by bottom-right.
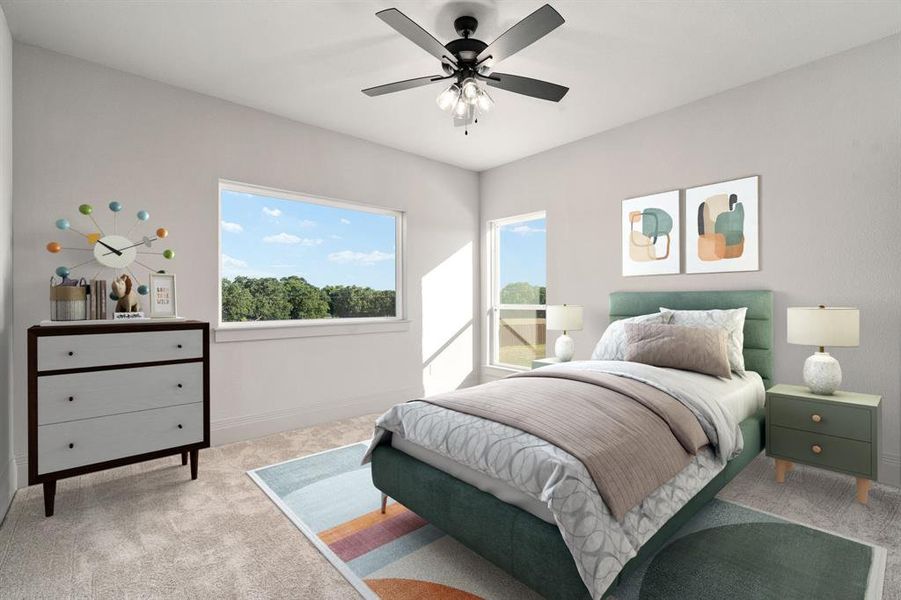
(68, 396), (74, 402)
(68, 443), (74, 449)
(177, 344), (183, 349)
(177, 424), (183, 429)
(177, 383), (183, 388)
(67, 351), (74, 356)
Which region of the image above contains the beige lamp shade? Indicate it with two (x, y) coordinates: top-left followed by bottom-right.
(546, 304), (583, 332)
(787, 306), (859, 348)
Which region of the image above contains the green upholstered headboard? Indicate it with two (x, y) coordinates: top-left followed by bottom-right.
(609, 290), (774, 388)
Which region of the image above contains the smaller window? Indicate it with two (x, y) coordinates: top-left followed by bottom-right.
(219, 181), (404, 326)
(489, 212), (547, 369)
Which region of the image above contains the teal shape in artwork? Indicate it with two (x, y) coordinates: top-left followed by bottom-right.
(715, 202), (744, 245)
(641, 208), (673, 239)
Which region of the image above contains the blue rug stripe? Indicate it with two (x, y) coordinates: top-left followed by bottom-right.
(255, 443), (368, 497)
(348, 523), (447, 577)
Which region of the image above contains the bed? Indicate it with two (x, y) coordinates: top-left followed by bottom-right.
(368, 290), (773, 599)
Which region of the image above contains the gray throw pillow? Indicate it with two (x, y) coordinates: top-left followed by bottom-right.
(623, 323), (732, 379)
(591, 312), (672, 361)
(659, 307), (747, 373)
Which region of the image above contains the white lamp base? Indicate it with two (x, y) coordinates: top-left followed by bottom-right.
(803, 351), (842, 395)
(554, 334), (575, 362)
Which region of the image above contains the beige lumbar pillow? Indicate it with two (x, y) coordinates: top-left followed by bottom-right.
(623, 323), (732, 379)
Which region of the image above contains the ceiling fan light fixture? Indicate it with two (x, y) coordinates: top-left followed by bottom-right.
(476, 88), (494, 113)
(461, 77), (480, 102)
(452, 97), (469, 117)
(436, 84), (461, 111)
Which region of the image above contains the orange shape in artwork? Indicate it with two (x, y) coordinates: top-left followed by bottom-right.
(46, 242), (61, 253)
(365, 578), (485, 600)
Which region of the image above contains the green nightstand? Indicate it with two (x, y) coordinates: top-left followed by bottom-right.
(766, 384), (881, 504)
(531, 357), (563, 369)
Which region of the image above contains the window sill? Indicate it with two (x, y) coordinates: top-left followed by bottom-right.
(214, 319), (411, 343)
(481, 364), (527, 381)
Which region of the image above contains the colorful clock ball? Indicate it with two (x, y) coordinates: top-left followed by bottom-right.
(137, 210), (150, 221)
(163, 249), (175, 259)
(78, 204), (93, 215)
(55, 218), (70, 230)
(137, 284), (149, 295)
(108, 201), (123, 212)
(109, 292), (119, 301)
(156, 227), (168, 238)
(46, 242), (61, 253)
(55, 266), (70, 278)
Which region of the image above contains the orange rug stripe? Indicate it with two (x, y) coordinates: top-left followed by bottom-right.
(365, 578), (486, 600)
(319, 502), (409, 544)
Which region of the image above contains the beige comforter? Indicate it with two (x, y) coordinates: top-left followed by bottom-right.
(418, 366), (710, 520)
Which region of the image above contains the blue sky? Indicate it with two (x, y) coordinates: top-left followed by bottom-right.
(498, 217), (546, 287)
(220, 189), (396, 290)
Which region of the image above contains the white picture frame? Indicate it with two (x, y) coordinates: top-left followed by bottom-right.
(685, 176), (759, 274)
(622, 190), (681, 276)
(148, 273), (178, 318)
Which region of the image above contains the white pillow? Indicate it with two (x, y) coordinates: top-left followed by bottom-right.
(591, 312), (672, 361)
(659, 307), (747, 373)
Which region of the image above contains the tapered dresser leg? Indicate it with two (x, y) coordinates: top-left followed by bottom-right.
(181, 451), (188, 466)
(43, 480), (56, 517)
(856, 478), (871, 504)
(380, 493), (388, 514)
(774, 459), (791, 483)
(189, 449), (199, 480)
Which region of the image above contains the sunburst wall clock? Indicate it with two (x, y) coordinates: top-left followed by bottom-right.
(47, 202), (175, 300)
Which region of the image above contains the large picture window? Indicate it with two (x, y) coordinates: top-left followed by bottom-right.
(489, 212), (547, 369)
(219, 181), (403, 325)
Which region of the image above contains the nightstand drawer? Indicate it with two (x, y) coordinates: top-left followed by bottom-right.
(768, 425), (872, 476)
(768, 395), (872, 442)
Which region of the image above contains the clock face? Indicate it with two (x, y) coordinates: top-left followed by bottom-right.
(93, 234), (138, 269)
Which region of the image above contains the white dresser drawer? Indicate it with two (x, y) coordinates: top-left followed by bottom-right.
(38, 329), (203, 371)
(38, 362), (204, 425)
(38, 402), (203, 475)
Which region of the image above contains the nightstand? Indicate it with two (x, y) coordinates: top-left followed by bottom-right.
(766, 384), (881, 504)
(531, 357), (563, 369)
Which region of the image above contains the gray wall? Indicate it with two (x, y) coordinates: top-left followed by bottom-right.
(11, 44), (480, 485)
(0, 6), (13, 517)
(480, 35), (901, 485)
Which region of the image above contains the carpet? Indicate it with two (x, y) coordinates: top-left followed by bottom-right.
(248, 441), (886, 600)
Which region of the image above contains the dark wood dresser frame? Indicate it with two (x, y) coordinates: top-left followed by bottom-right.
(28, 321), (211, 516)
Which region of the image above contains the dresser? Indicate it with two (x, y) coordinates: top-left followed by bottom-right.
(766, 384), (881, 504)
(28, 321), (210, 516)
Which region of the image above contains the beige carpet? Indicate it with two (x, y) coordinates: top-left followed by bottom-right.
(0, 414), (899, 599)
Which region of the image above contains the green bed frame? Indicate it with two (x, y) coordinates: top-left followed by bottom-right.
(372, 290), (773, 599)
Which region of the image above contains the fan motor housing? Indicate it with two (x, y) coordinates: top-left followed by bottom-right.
(445, 37), (488, 63)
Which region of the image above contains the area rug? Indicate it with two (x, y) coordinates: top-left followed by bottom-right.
(248, 442), (886, 600)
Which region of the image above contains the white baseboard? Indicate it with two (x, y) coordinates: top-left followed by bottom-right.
(0, 456), (16, 522)
(210, 385), (424, 446)
(881, 453), (901, 487)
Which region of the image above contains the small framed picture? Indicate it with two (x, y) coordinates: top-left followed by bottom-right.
(148, 273), (178, 318)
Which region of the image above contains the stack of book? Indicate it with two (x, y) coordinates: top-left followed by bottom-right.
(86, 279), (108, 320)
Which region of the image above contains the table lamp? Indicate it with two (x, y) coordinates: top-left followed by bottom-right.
(546, 304), (583, 362)
(787, 305), (859, 395)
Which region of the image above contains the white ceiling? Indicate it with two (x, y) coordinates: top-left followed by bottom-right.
(3, 1), (900, 171)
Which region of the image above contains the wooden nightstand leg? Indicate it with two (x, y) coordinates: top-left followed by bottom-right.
(775, 459), (791, 483)
(856, 478), (871, 504)
(785, 461), (794, 472)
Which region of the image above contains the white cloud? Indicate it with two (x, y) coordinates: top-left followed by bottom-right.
(221, 254), (248, 269)
(329, 234), (342, 240)
(220, 220), (243, 233)
(262, 207), (282, 217)
(339, 218), (351, 225)
(297, 219), (316, 228)
(263, 233), (323, 246)
(510, 224), (546, 236)
(328, 250), (395, 265)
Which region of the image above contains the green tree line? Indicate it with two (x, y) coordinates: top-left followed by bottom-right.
(499, 281), (546, 305)
(221, 276), (396, 321)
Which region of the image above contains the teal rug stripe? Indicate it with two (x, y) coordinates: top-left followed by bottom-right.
(348, 523), (447, 577)
(255, 443), (367, 497)
(282, 467), (384, 532)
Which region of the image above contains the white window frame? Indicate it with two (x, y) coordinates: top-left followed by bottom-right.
(216, 179), (408, 342)
(488, 211), (547, 370)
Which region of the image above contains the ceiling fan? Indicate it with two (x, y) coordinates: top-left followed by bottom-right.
(362, 4), (569, 134)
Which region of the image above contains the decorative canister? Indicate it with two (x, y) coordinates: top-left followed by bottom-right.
(50, 278), (87, 321)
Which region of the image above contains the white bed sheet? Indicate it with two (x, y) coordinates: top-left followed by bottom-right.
(388, 365), (765, 526)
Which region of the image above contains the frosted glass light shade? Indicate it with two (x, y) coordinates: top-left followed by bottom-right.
(787, 306), (859, 348)
(547, 305), (583, 332)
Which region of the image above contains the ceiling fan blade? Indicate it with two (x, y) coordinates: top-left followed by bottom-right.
(362, 75), (446, 97)
(476, 4), (564, 70)
(484, 72), (569, 102)
(376, 8), (457, 67)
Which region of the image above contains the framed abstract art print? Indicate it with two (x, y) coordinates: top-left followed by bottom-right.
(685, 176), (759, 274)
(622, 190), (680, 276)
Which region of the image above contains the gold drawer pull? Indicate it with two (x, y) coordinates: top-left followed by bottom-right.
(811, 444), (822, 454)
(811, 414), (822, 423)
